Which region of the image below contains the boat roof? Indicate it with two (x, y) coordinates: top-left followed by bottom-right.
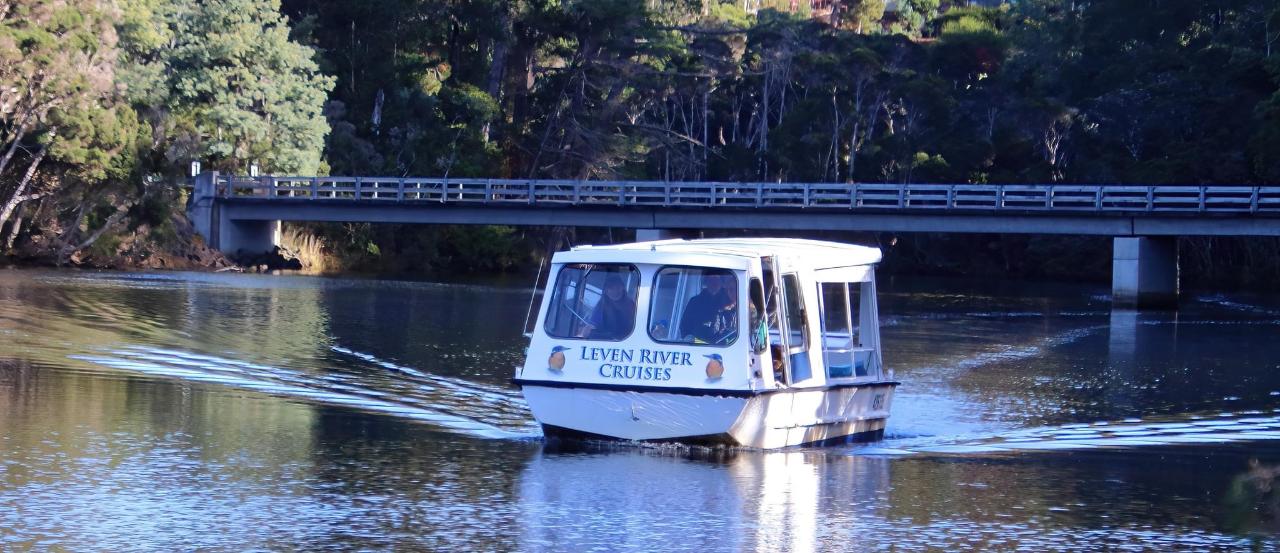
(558, 238), (881, 269)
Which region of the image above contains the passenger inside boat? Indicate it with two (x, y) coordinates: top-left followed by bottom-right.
(678, 271), (736, 343)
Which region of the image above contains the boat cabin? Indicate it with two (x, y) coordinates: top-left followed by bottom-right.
(518, 238), (888, 392)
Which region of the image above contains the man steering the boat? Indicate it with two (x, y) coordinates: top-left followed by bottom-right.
(580, 274), (636, 339)
(679, 271), (736, 343)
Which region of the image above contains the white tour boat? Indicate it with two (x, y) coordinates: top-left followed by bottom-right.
(514, 238), (897, 449)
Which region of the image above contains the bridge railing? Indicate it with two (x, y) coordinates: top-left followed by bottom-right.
(214, 176), (1280, 214)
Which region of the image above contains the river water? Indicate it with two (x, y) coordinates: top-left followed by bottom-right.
(1, 269), (1279, 551)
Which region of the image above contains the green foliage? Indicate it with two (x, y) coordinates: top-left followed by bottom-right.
(120, 0), (335, 175)
(11, 0), (1280, 280)
(846, 0), (886, 33)
(0, 0), (141, 239)
(894, 0), (942, 36)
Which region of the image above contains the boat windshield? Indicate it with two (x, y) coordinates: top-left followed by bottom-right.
(649, 267), (739, 346)
(544, 263), (640, 341)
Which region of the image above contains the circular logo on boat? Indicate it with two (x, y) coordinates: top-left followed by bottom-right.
(704, 353), (724, 381)
(548, 345), (570, 372)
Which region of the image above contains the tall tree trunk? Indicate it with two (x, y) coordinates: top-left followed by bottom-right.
(0, 110), (33, 179)
(0, 141), (50, 232)
(702, 86), (711, 175)
(827, 91), (841, 182)
(3, 204), (23, 251)
(483, 3), (513, 144)
(848, 78), (867, 181)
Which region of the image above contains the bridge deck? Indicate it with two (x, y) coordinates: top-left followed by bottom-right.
(192, 175), (1280, 236)
(208, 175), (1280, 214)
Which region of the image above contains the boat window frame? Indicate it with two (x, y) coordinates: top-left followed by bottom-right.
(748, 277), (767, 354)
(542, 262), (642, 342)
(647, 264), (741, 348)
(762, 257), (791, 386)
(819, 280), (880, 384)
(780, 273), (808, 354)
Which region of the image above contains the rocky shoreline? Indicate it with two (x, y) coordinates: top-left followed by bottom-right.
(2, 211), (305, 274)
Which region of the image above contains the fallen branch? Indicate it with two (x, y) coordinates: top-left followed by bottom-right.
(57, 207), (128, 265)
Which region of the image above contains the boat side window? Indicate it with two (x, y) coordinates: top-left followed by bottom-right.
(781, 274), (806, 347)
(748, 278), (766, 354)
(820, 282), (863, 378)
(543, 263), (640, 341)
(650, 267), (739, 346)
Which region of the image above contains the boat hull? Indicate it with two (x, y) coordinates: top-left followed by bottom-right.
(519, 381), (897, 449)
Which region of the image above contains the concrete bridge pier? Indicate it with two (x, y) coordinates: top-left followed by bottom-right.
(1112, 236), (1179, 308)
(636, 228), (677, 241)
(219, 219), (281, 256)
(188, 172), (281, 256)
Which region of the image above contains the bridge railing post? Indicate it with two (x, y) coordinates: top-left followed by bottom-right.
(755, 182), (763, 207)
(1198, 186), (1206, 213)
(528, 180), (535, 205)
(1251, 186), (1260, 213)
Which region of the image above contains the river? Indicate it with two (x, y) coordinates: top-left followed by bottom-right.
(1, 269), (1278, 551)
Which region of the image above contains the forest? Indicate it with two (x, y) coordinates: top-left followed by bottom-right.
(1, 0), (1279, 286)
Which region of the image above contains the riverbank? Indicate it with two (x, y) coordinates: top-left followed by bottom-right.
(7, 217), (1279, 293)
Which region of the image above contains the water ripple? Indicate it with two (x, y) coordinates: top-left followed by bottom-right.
(855, 410), (1280, 457)
(67, 346), (539, 440)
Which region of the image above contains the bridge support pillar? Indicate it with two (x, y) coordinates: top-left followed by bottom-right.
(1112, 236), (1179, 309)
(218, 218), (281, 257)
(636, 228), (677, 241)
(186, 171), (280, 257)
(188, 171), (218, 246)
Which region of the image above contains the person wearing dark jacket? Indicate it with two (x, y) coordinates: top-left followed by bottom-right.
(680, 273), (732, 342)
(583, 275), (635, 339)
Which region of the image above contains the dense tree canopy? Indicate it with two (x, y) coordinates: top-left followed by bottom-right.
(274, 0), (1279, 187)
(1, 0), (1279, 277)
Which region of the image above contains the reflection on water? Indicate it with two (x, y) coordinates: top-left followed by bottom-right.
(1, 270), (1279, 549)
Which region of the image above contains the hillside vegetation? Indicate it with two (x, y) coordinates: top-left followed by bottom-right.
(1, 0), (1278, 284)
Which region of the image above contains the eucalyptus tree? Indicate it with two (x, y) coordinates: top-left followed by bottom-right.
(117, 0), (335, 176)
(0, 0), (139, 242)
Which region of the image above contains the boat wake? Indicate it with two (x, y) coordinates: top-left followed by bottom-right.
(948, 324), (1107, 371)
(69, 344), (540, 440)
(852, 409), (1280, 457)
(1195, 294), (1280, 317)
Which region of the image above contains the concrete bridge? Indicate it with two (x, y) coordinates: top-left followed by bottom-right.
(188, 172), (1280, 308)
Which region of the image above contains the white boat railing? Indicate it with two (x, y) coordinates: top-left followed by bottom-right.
(208, 175), (1280, 214)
